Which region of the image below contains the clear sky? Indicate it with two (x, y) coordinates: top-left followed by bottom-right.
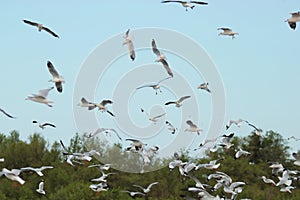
(0, 1), (299, 160)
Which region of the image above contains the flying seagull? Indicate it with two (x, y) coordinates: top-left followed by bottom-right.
(218, 28), (239, 39)
(25, 87), (54, 107)
(36, 180), (46, 195)
(132, 181), (159, 193)
(123, 29), (135, 61)
(166, 121), (176, 134)
(0, 108), (16, 119)
(165, 95), (191, 107)
(285, 11), (300, 30)
(32, 121), (56, 129)
(292, 152), (300, 166)
(20, 166), (54, 176)
(136, 77), (171, 95)
(23, 19), (59, 38)
(161, 1), (208, 11)
(77, 97), (96, 110)
(245, 121), (262, 136)
(122, 190), (145, 198)
(47, 61), (65, 93)
(226, 118), (246, 130)
(125, 138), (146, 151)
(185, 120), (202, 135)
(94, 100), (115, 117)
(87, 127), (122, 141)
(141, 108), (166, 123)
(197, 82), (211, 93)
(152, 39), (173, 77)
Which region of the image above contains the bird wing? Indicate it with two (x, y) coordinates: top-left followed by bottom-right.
(165, 101), (176, 105)
(190, 1), (208, 5)
(218, 27), (232, 32)
(37, 87), (54, 98)
(55, 82), (63, 93)
(0, 108), (16, 119)
(100, 100), (113, 106)
(160, 59), (173, 77)
(246, 122), (259, 131)
(136, 84), (157, 90)
(147, 182), (159, 190)
(152, 39), (161, 56)
(157, 76), (171, 84)
(153, 113), (166, 120)
(128, 40), (135, 61)
(47, 61), (60, 78)
(291, 12), (300, 17)
(126, 138), (142, 143)
(40, 166), (54, 170)
(125, 29), (130, 38)
(161, 0), (185, 3)
(178, 95), (191, 103)
(288, 22), (296, 30)
(59, 140), (69, 152)
(42, 26), (59, 38)
(42, 123), (56, 128)
(186, 120), (197, 128)
(23, 20), (39, 27)
(106, 109), (115, 117)
(39, 181), (44, 190)
(132, 184), (145, 191)
(81, 97), (88, 104)
(108, 128), (122, 140)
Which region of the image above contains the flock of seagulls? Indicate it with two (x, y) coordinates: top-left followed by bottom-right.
(1, 2), (299, 199)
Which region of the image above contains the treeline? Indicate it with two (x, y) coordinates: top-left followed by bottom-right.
(0, 130), (299, 200)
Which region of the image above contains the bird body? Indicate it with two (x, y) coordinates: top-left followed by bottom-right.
(26, 87), (54, 107)
(47, 61), (65, 93)
(133, 181), (159, 193)
(165, 95), (191, 107)
(218, 28), (238, 39)
(36, 181), (45, 195)
(94, 100), (115, 117)
(123, 29), (135, 61)
(77, 97), (96, 110)
(197, 82), (211, 93)
(185, 120), (202, 135)
(152, 39), (173, 77)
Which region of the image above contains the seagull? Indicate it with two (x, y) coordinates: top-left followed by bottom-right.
(88, 164), (112, 171)
(218, 28), (239, 39)
(125, 139), (146, 151)
(276, 170), (293, 187)
(23, 19), (59, 38)
(32, 120), (56, 129)
(285, 11), (300, 30)
(87, 127), (122, 140)
(89, 182), (108, 192)
(195, 159), (221, 170)
(20, 166), (54, 176)
(152, 39), (173, 77)
(287, 136), (300, 141)
(136, 77), (171, 95)
(77, 97), (96, 110)
(166, 121), (176, 134)
(36, 180), (46, 195)
(187, 174), (205, 190)
(0, 168), (25, 185)
(261, 176), (276, 186)
(123, 29), (135, 61)
(280, 185), (295, 193)
(292, 152), (300, 166)
(91, 171), (116, 182)
(245, 121), (262, 136)
(0, 108), (16, 119)
(94, 100), (115, 117)
(165, 95), (191, 107)
(197, 82), (211, 93)
(132, 181), (159, 193)
(141, 108), (166, 123)
(25, 87), (54, 107)
(234, 148), (251, 159)
(122, 190), (145, 198)
(269, 163), (284, 176)
(226, 119), (246, 130)
(47, 61), (65, 93)
(184, 120), (202, 135)
(194, 137), (218, 150)
(219, 133), (234, 149)
(161, 1), (208, 12)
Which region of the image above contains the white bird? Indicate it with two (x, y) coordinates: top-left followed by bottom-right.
(276, 170), (293, 187)
(161, 1), (208, 12)
(87, 127), (122, 140)
(47, 61), (65, 93)
(218, 28), (239, 39)
(187, 174), (205, 190)
(88, 164), (112, 171)
(196, 159), (221, 170)
(91, 171), (116, 182)
(226, 119), (246, 130)
(89, 182), (108, 192)
(197, 82), (211, 93)
(122, 190), (146, 197)
(136, 77), (171, 95)
(234, 148), (251, 159)
(133, 181), (159, 193)
(166, 121), (176, 134)
(292, 152), (300, 166)
(152, 39), (173, 77)
(184, 120), (202, 135)
(0, 168), (25, 185)
(25, 87), (54, 107)
(0, 158), (4, 162)
(0, 108), (16, 119)
(219, 133), (234, 149)
(194, 137), (218, 150)
(141, 108), (166, 123)
(36, 180), (46, 195)
(165, 95), (191, 107)
(280, 185), (295, 193)
(23, 19), (59, 38)
(20, 166), (54, 176)
(32, 120), (56, 129)
(285, 11), (300, 30)
(269, 163), (284, 176)
(77, 97), (96, 110)
(222, 181), (246, 196)
(125, 138), (146, 151)
(94, 100), (115, 117)
(123, 29), (135, 61)
(261, 176), (276, 186)
(245, 121), (262, 136)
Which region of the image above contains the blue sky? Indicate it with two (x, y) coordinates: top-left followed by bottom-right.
(0, 1), (299, 157)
